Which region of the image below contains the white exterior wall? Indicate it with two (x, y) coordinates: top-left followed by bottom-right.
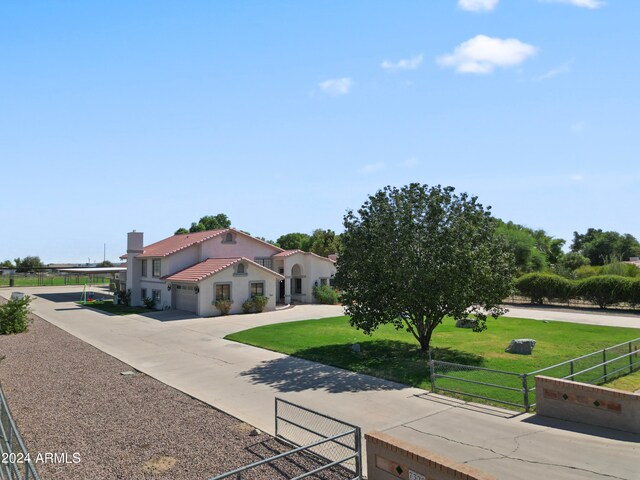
(282, 253), (336, 304)
(160, 246), (200, 276)
(197, 263), (279, 317)
(200, 233), (280, 261)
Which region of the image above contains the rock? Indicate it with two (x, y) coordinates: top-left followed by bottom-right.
(455, 318), (478, 329)
(249, 428), (262, 436)
(351, 343), (361, 353)
(505, 339), (536, 355)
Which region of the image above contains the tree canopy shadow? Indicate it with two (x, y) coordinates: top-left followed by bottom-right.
(240, 352), (407, 394)
(240, 339), (484, 392)
(429, 347), (485, 366)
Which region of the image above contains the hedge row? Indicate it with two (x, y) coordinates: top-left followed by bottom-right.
(514, 273), (640, 309)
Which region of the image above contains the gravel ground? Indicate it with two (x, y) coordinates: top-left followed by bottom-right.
(0, 313), (353, 480)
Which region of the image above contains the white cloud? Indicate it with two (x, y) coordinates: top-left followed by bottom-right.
(570, 173), (584, 182)
(535, 62), (571, 81)
(381, 54), (424, 72)
(360, 162), (385, 174)
(540, 0), (605, 9)
(318, 77), (353, 96)
(402, 158), (419, 168)
(437, 35), (537, 74)
(458, 0), (499, 12)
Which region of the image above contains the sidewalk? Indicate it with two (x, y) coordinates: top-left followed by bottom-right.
(2, 286), (639, 479)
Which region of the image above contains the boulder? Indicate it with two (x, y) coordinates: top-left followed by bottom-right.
(351, 343), (361, 354)
(455, 318), (478, 329)
(505, 339), (536, 355)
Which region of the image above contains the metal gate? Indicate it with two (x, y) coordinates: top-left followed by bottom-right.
(209, 398), (361, 479)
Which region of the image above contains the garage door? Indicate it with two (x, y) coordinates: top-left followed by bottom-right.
(174, 284), (198, 313)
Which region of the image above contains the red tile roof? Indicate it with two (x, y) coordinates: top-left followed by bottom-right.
(272, 249), (303, 258)
(162, 257), (284, 283)
(138, 229), (228, 258)
(121, 228), (284, 259)
(272, 249), (336, 263)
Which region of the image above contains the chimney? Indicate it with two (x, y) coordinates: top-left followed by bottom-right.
(127, 231), (144, 253)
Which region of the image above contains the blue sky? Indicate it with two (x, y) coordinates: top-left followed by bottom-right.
(1, 0), (638, 263)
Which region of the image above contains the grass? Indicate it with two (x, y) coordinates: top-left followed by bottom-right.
(76, 300), (150, 316)
(0, 276), (110, 287)
(226, 316), (640, 408)
(603, 370), (640, 392)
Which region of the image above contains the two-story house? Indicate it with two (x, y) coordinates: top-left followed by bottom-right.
(119, 228), (336, 316)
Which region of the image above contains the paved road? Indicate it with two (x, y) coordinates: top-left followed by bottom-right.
(3, 286), (639, 480)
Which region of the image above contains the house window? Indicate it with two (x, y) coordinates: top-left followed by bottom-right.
(254, 257), (273, 270)
(234, 263), (247, 276)
(152, 259), (161, 277)
(320, 278), (328, 286)
(294, 278), (302, 294)
(141, 259), (147, 277)
(223, 232), (235, 243)
(215, 284), (231, 301)
(152, 289), (161, 304)
(141, 288), (147, 300)
(250, 282), (264, 297)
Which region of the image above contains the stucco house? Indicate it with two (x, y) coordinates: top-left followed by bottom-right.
(118, 228), (336, 316)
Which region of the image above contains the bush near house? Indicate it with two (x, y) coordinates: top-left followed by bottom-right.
(312, 284), (340, 305)
(0, 295), (32, 334)
(242, 296), (268, 313)
(214, 299), (233, 315)
(143, 297), (156, 309)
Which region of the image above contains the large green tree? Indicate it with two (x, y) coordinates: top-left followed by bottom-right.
(335, 184), (515, 352)
(14, 256), (44, 272)
(571, 228), (640, 265)
(175, 214), (232, 235)
(308, 229), (341, 257)
(495, 221), (565, 274)
(276, 232), (311, 250)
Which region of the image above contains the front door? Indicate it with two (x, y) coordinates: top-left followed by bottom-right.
(278, 280), (285, 302)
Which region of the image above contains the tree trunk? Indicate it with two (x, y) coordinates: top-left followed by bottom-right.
(419, 328), (434, 352)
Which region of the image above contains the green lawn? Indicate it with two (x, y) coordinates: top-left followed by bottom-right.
(76, 300), (150, 315)
(226, 316), (640, 408)
(604, 370), (640, 392)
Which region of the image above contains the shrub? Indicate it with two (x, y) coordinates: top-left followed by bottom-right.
(514, 273), (573, 304)
(601, 262), (640, 278)
(242, 296), (269, 313)
(312, 284), (339, 304)
(116, 289), (131, 306)
(252, 295), (268, 312)
(214, 299), (233, 315)
(577, 275), (632, 309)
(559, 252), (590, 272)
(574, 265), (601, 279)
(143, 297), (156, 309)
(0, 295), (32, 334)
(627, 279), (640, 308)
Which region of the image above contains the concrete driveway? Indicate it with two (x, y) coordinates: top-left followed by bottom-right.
(2, 285), (639, 479)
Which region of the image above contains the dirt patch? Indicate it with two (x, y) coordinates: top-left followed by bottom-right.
(0, 316), (352, 479)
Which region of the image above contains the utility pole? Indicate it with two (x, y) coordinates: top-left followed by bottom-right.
(103, 243), (106, 263)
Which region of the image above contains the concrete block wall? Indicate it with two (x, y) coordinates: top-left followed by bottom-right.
(365, 431), (495, 480)
(535, 375), (640, 433)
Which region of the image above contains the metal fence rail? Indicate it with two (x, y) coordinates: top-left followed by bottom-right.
(0, 384), (40, 480)
(430, 337), (640, 412)
(209, 398), (361, 480)
(527, 338), (640, 408)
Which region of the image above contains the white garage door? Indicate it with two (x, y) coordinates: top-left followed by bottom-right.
(175, 284), (198, 313)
